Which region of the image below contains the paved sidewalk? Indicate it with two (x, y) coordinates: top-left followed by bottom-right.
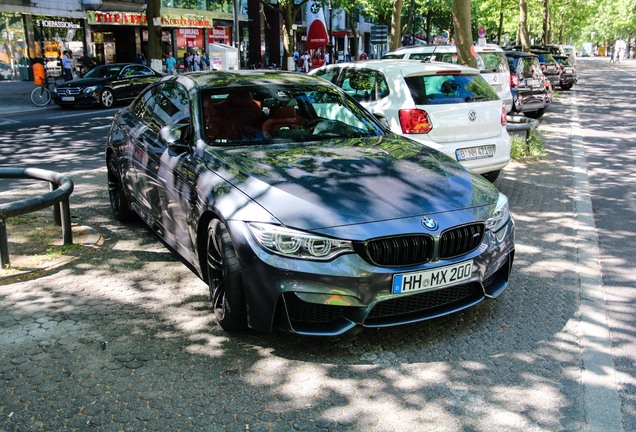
(0, 62), (630, 431)
(0, 79), (58, 115)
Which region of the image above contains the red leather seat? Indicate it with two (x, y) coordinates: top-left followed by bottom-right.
(204, 92), (263, 141)
(262, 106), (306, 138)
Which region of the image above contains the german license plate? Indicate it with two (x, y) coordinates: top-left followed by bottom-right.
(392, 260), (473, 294)
(61, 96), (75, 101)
(456, 145), (494, 161)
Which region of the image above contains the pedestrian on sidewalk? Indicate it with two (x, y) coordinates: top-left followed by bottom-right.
(62, 51), (73, 81)
(165, 53), (176, 75)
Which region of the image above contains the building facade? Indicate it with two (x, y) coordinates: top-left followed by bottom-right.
(0, 0), (374, 81)
(0, 0), (247, 80)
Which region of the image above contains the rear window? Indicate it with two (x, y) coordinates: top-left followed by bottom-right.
(478, 52), (508, 73)
(404, 74), (499, 105)
(516, 58), (542, 78)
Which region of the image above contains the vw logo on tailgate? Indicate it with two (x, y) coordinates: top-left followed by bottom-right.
(468, 110), (477, 122)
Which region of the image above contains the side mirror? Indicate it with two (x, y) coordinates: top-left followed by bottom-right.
(159, 123), (190, 150)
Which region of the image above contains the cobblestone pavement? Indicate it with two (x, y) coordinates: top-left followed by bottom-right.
(0, 89), (601, 431)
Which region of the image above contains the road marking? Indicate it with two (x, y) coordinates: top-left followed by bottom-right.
(50, 109), (117, 120)
(0, 118), (20, 126)
(571, 91), (624, 432)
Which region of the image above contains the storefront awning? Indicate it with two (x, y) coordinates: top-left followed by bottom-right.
(307, 20), (328, 49)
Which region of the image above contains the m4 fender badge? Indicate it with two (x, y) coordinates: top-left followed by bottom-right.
(421, 217), (438, 231)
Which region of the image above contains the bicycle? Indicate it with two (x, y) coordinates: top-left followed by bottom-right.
(30, 75), (56, 107)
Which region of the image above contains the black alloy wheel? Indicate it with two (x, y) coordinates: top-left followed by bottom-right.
(206, 219), (247, 331)
(107, 156), (134, 222)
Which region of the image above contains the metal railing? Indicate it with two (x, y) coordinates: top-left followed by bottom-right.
(0, 167), (74, 268)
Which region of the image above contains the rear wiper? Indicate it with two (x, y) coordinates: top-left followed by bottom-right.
(465, 96), (487, 102)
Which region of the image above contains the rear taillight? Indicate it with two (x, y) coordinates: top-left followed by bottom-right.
(398, 109), (432, 134)
(501, 104), (507, 126)
(573, 66), (576, 74)
(510, 74), (519, 87)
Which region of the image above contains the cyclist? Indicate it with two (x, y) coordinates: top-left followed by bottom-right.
(33, 58), (46, 85)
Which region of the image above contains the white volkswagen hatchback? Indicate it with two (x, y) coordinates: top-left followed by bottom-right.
(383, 44), (513, 114)
(310, 60), (511, 182)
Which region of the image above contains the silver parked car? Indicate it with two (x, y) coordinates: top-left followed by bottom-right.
(106, 70), (515, 336)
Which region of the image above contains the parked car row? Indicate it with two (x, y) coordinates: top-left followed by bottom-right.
(309, 60), (510, 182)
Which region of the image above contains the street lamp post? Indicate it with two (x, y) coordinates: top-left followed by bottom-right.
(328, 1), (334, 63)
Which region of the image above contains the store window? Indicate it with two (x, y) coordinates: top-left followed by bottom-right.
(33, 15), (85, 77)
(0, 12), (28, 80)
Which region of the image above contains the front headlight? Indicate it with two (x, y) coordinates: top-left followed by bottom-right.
(248, 222), (353, 261)
(83, 86), (98, 95)
(485, 193), (510, 232)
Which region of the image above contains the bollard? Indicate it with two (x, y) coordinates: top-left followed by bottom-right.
(0, 167), (74, 268)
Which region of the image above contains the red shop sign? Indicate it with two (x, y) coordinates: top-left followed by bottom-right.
(176, 28), (204, 49)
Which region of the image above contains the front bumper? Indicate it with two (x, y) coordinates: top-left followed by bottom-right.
(229, 217), (515, 336)
(52, 89), (100, 106)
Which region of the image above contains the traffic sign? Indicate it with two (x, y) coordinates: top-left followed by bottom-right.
(371, 25), (388, 44)
(478, 27), (487, 38)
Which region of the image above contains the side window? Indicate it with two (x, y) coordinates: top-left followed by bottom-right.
(409, 53), (433, 61)
(150, 83), (190, 129)
(312, 67), (340, 84)
(339, 69), (389, 102)
(132, 85), (159, 124)
(122, 65), (145, 77)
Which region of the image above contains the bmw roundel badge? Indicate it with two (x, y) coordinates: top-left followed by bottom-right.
(421, 217), (438, 230)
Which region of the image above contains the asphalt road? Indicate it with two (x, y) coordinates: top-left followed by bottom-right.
(0, 59), (634, 431)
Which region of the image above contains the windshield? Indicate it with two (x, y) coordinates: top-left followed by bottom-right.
(83, 65), (123, 79)
(200, 84), (386, 145)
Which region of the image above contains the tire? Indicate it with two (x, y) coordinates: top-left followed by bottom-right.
(107, 156), (134, 222)
(482, 170), (500, 183)
(560, 83), (573, 90)
(206, 219), (247, 331)
(30, 87), (51, 107)
(100, 88), (116, 108)
(524, 108), (546, 119)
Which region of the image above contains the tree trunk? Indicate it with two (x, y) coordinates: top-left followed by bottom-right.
(146, 0), (163, 68)
(348, 11), (359, 61)
(542, 0), (550, 44)
(497, 0), (504, 46)
(519, 0), (532, 51)
(452, 0), (476, 68)
(390, 0), (403, 51)
(426, 9), (432, 44)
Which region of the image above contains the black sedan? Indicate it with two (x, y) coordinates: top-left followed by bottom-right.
(53, 63), (164, 109)
(106, 70), (515, 336)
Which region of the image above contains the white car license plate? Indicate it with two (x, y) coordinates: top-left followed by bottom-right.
(61, 96), (75, 101)
(392, 260), (473, 294)
(456, 145), (494, 161)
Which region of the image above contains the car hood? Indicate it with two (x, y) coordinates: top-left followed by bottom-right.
(57, 77), (109, 88)
(207, 136), (499, 230)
